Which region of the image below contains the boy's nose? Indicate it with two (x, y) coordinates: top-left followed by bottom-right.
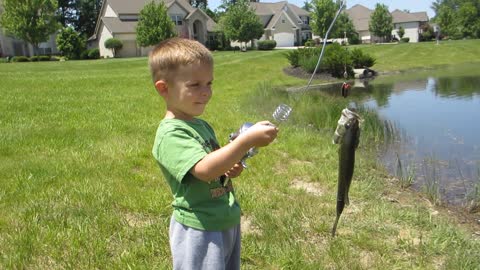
(201, 86), (212, 96)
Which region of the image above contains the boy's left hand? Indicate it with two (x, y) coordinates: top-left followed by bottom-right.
(225, 163), (243, 178)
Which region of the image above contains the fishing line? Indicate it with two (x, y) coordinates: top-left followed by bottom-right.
(303, 0), (347, 93)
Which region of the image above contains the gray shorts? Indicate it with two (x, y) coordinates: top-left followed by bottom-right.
(169, 216), (241, 270)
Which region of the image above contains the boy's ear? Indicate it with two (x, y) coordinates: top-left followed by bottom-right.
(154, 80), (168, 97)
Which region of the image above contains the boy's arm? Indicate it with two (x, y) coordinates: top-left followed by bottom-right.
(190, 121), (278, 182)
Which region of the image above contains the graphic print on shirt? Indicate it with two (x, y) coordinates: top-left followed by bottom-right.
(197, 136), (233, 197)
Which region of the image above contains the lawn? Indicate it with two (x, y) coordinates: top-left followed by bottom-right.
(1, 40), (479, 269)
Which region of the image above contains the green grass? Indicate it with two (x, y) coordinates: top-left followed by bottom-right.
(353, 39), (480, 72)
(1, 40), (480, 269)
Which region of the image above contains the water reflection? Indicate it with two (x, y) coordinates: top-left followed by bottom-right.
(311, 75), (480, 205)
(371, 76), (480, 205)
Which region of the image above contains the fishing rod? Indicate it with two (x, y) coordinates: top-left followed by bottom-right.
(305, 0), (347, 92)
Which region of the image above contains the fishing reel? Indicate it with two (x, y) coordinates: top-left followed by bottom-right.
(228, 104), (292, 168)
(229, 122), (259, 168)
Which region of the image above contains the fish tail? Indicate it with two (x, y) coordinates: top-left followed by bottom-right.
(331, 215), (340, 237)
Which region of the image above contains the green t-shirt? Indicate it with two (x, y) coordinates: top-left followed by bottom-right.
(152, 118), (241, 231)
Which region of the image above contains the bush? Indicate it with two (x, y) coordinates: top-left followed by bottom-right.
(323, 43), (353, 78)
(304, 39), (315, 47)
(257, 40), (276, 50)
(350, 48), (376, 68)
(12, 56), (30, 62)
(285, 44), (357, 78)
(30, 56), (40, 62)
(285, 50), (300, 67)
(87, 48), (100, 59)
(0, 58), (9, 63)
(39, 55), (51, 61)
(104, 38), (123, 57)
(400, 37), (410, 43)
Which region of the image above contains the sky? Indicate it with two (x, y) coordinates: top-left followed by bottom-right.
(208, 0), (436, 18)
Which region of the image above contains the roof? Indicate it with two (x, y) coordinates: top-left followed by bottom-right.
(102, 17), (137, 34)
(107, 0), (193, 15)
(90, 0), (217, 39)
(391, 9), (429, 23)
(346, 4), (429, 32)
(250, 1), (308, 29)
(345, 4), (373, 31)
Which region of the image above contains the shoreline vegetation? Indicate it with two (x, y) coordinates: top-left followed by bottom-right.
(1, 39), (479, 269)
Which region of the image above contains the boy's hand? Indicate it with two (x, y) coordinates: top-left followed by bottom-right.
(225, 163), (243, 178)
(240, 121), (278, 148)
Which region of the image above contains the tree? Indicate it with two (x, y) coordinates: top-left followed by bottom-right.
(332, 12), (358, 44)
(190, 0), (207, 10)
(398, 26), (405, 38)
(369, 3), (393, 42)
(303, 0), (312, 12)
(432, 0), (480, 39)
(56, 26), (86, 59)
(0, 0), (59, 56)
(76, 0), (103, 38)
(104, 38), (122, 57)
(219, 0), (264, 47)
(136, 1), (175, 47)
(57, 0), (103, 38)
(310, 0), (337, 38)
(57, 0), (76, 27)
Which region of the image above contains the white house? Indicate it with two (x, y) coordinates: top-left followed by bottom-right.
(0, 0), (58, 57)
(346, 4), (429, 43)
(391, 9), (429, 43)
(250, 1), (311, 47)
(88, 0), (217, 58)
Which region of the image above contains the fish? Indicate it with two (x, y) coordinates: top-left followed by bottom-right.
(331, 108), (361, 237)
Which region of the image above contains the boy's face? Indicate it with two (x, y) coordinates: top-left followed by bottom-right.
(162, 62), (213, 120)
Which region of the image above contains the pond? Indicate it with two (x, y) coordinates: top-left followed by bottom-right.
(311, 70), (480, 206)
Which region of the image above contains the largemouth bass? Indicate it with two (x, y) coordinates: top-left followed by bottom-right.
(331, 108), (361, 237)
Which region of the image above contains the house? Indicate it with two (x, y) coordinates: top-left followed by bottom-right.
(88, 0), (217, 58)
(391, 9), (429, 42)
(0, 0), (58, 57)
(250, 1), (311, 47)
(345, 4), (377, 43)
(345, 4), (429, 43)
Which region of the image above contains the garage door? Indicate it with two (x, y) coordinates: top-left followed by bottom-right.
(275, 32), (294, 47)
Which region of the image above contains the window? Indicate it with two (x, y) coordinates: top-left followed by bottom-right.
(303, 17), (309, 25)
(282, 19), (286, 23)
(171, 15), (183, 25)
(119, 14), (139, 21)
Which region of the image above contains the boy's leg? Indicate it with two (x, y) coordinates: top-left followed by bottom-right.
(169, 216), (240, 270)
(224, 223), (241, 270)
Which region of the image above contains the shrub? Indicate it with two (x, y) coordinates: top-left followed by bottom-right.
(12, 56), (30, 62)
(104, 38), (123, 57)
(56, 27), (86, 60)
(285, 50), (300, 67)
(87, 48), (100, 59)
(400, 37), (410, 43)
(257, 40), (276, 50)
(0, 58), (8, 63)
(304, 39), (315, 47)
(30, 56), (40, 62)
(299, 54), (319, 73)
(39, 55), (51, 61)
(350, 48), (376, 68)
(323, 43), (353, 78)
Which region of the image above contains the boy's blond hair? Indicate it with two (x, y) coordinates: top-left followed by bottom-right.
(148, 37), (213, 83)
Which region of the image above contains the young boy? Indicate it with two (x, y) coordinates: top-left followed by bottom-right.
(149, 37), (278, 269)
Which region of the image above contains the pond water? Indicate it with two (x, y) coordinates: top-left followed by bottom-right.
(310, 72), (480, 205)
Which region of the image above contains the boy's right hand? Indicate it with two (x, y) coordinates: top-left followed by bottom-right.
(239, 121), (278, 148)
